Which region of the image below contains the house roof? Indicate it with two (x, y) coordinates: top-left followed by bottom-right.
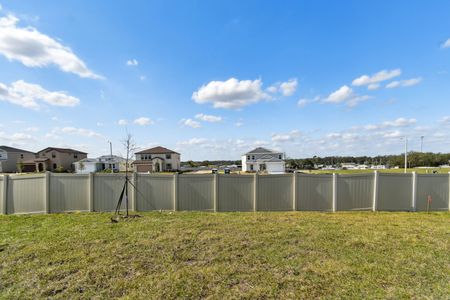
(135, 146), (179, 155)
(38, 147), (87, 155)
(245, 147), (279, 155)
(0, 145), (35, 154)
(131, 160), (153, 165)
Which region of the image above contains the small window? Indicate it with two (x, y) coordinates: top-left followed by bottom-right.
(74, 154), (78, 159)
(166, 163), (172, 169)
(20, 154), (24, 159)
(247, 155), (250, 160)
(53, 163), (57, 169)
(166, 154), (171, 159)
(250, 164), (254, 171)
(252, 155), (255, 160)
(52, 153), (56, 158)
(279, 154), (282, 159)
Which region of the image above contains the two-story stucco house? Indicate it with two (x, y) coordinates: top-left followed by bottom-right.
(241, 147), (285, 174)
(29, 147), (88, 172)
(132, 146), (180, 172)
(0, 146), (36, 173)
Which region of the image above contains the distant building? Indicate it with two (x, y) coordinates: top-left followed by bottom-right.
(341, 162), (357, 170)
(132, 146), (180, 172)
(241, 147), (285, 174)
(26, 147), (87, 172)
(0, 146), (35, 173)
(73, 155), (133, 174)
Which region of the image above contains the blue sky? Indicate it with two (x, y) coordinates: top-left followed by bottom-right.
(0, 1), (450, 160)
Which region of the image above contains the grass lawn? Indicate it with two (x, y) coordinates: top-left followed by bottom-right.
(1, 212), (449, 299)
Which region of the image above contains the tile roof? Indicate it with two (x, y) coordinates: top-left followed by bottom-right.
(135, 146), (179, 155)
(0, 145), (35, 154)
(38, 147), (87, 154)
(246, 147), (279, 154)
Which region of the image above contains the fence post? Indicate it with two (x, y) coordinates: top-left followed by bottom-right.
(332, 173), (337, 212)
(43, 172), (50, 213)
(292, 172), (297, 211)
(1, 175), (7, 214)
(173, 173), (178, 211)
(253, 173), (258, 212)
(131, 172), (137, 212)
(372, 171), (378, 211)
(411, 172), (417, 212)
(88, 172), (94, 212)
(213, 173), (218, 212)
(448, 172), (450, 211)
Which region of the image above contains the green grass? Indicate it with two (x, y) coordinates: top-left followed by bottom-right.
(304, 167), (450, 175)
(1, 212), (449, 299)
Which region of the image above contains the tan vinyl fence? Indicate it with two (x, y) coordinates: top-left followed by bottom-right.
(0, 172), (449, 215)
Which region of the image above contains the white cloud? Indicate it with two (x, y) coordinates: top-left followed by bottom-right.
(60, 126), (103, 138)
(367, 83), (380, 90)
(177, 137), (208, 146)
(279, 78), (298, 96)
(386, 77), (422, 88)
(324, 85), (353, 103)
(0, 14), (102, 79)
(140, 75), (146, 81)
(96, 122), (104, 127)
(272, 130), (301, 142)
(364, 117), (417, 131)
(297, 95), (320, 108)
(235, 122), (244, 127)
(192, 78), (270, 109)
(118, 119), (128, 126)
(181, 118), (201, 128)
(0, 80), (80, 109)
(352, 69), (401, 86)
(267, 78), (298, 96)
(441, 38), (450, 49)
(133, 117), (153, 126)
(440, 116), (450, 124)
(24, 126), (39, 132)
(195, 113), (222, 123)
(126, 59), (138, 66)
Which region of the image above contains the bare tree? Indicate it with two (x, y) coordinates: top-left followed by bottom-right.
(121, 132), (138, 176)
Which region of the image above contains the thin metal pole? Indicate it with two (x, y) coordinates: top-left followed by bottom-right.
(420, 136), (424, 153)
(404, 137), (408, 173)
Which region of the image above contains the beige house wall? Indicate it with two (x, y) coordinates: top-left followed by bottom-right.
(0, 150), (35, 173)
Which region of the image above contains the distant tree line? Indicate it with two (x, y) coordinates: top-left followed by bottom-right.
(182, 160), (241, 168)
(286, 152), (450, 169)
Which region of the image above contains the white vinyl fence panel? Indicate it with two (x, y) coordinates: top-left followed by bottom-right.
(217, 175), (254, 212)
(416, 174), (449, 211)
(337, 174), (374, 211)
(136, 174), (174, 211)
(257, 174), (293, 211)
(93, 174), (128, 212)
(7, 175), (46, 214)
(178, 175), (214, 211)
(377, 173), (413, 211)
(50, 174), (89, 213)
(297, 174), (333, 211)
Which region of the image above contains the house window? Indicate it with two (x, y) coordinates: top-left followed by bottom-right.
(20, 154), (24, 159)
(166, 154), (171, 159)
(252, 155), (255, 160)
(250, 164), (254, 171)
(279, 154), (282, 159)
(247, 155), (250, 160)
(166, 163), (172, 170)
(74, 154), (78, 159)
(53, 163), (57, 169)
(52, 153), (56, 158)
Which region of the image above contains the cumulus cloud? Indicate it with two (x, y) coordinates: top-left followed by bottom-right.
(195, 113), (222, 122)
(192, 78), (270, 109)
(364, 117), (417, 131)
(385, 77), (422, 88)
(352, 69), (401, 87)
(133, 117), (153, 126)
(177, 137), (208, 146)
(181, 118), (201, 128)
(0, 80), (80, 109)
(367, 83), (380, 90)
(272, 130), (301, 142)
(298, 95), (320, 108)
(323, 85), (370, 107)
(59, 126), (103, 138)
(441, 38), (450, 49)
(0, 14), (102, 79)
(126, 59), (138, 66)
(118, 119), (128, 126)
(267, 78), (298, 96)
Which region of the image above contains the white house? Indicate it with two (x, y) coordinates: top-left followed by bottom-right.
(241, 147), (285, 174)
(73, 155), (131, 174)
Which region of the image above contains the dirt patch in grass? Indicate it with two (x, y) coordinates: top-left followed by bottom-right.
(1, 211), (449, 298)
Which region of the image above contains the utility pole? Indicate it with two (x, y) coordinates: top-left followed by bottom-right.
(108, 141), (113, 173)
(420, 136), (424, 153)
(404, 137), (408, 173)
